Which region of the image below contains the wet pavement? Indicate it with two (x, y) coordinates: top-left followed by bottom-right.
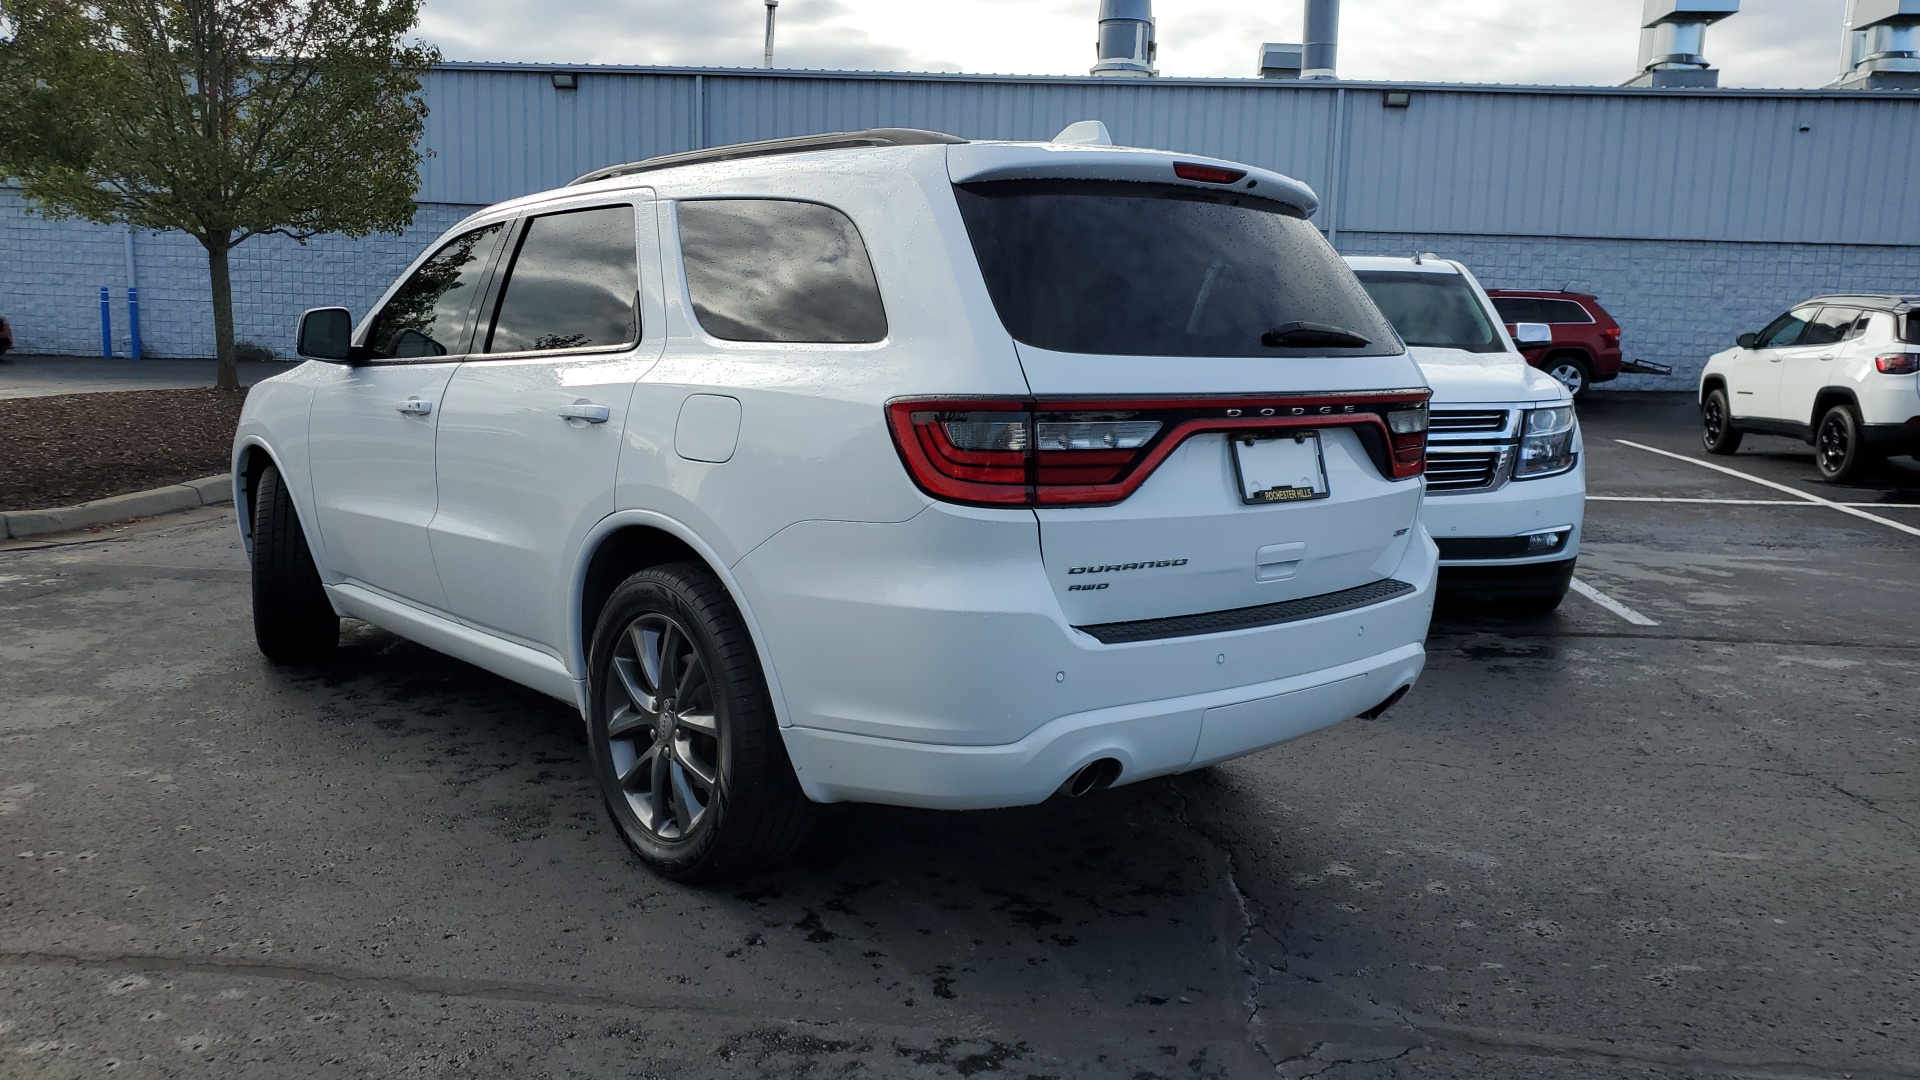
(2, 393), (1916, 1078)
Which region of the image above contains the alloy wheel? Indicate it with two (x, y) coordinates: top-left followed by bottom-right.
(1817, 412), (1851, 477)
(1703, 397), (1726, 445)
(1549, 361), (1586, 398)
(604, 613), (721, 842)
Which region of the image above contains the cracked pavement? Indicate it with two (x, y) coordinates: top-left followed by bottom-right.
(3, 395), (1918, 1078)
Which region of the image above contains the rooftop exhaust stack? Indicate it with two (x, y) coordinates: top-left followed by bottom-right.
(1835, 0), (1920, 88)
(1257, 42), (1305, 79)
(1302, 0), (1339, 80)
(1628, 0), (1739, 88)
(1091, 0), (1157, 77)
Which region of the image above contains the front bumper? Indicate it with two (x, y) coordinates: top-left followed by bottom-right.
(1422, 460), (1586, 569)
(732, 505), (1438, 809)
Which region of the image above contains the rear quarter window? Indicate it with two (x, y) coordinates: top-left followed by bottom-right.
(676, 199), (887, 344)
(1539, 299), (1595, 324)
(954, 180), (1399, 358)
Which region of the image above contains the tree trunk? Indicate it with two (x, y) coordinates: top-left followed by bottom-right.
(206, 237), (237, 391)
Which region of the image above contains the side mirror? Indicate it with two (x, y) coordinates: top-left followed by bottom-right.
(1736, 332), (1758, 350)
(296, 307), (354, 362)
(1510, 322), (1552, 347)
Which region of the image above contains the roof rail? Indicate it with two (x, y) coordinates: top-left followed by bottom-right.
(569, 128), (967, 186)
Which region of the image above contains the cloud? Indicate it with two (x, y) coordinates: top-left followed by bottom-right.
(417, 0), (1858, 88)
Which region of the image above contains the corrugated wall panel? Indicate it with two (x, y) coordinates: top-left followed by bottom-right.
(411, 67), (1920, 246)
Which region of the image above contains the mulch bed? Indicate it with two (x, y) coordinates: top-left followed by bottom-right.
(0, 388), (248, 511)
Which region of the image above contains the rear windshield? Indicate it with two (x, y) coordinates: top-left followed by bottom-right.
(1903, 311), (1919, 345)
(952, 180), (1401, 358)
(1354, 271), (1506, 354)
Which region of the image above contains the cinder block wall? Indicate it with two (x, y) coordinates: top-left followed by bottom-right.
(1337, 232), (1920, 390)
(0, 188), (477, 359)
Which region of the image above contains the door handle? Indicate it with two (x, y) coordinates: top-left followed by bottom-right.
(1813, 354), (1835, 361)
(559, 402), (611, 424)
(1767, 356), (1783, 363)
(397, 398), (433, 416)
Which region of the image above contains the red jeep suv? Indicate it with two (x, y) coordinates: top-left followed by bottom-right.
(1486, 291), (1623, 400)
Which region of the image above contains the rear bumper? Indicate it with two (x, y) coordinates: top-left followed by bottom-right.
(781, 641), (1425, 809)
(1861, 423), (1920, 455)
(732, 504), (1438, 808)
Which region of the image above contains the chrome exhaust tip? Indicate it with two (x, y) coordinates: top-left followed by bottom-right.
(1062, 758), (1123, 798)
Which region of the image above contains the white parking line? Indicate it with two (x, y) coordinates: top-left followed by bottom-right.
(1569, 578), (1659, 626)
(1588, 495), (1918, 508)
(1615, 440), (1920, 540)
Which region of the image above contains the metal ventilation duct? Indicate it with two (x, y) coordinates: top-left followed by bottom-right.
(1628, 0), (1739, 88)
(1835, 0), (1920, 89)
(1302, 0), (1340, 80)
(1091, 0), (1157, 77)
(1257, 42), (1304, 79)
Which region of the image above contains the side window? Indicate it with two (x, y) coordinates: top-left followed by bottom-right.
(1540, 299), (1595, 324)
(1800, 307), (1859, 348)
(1490, 297), (1539, 324)
(1756, 307), (1817, 349)
(1847, 311), (1876, 340)
(487, 205), (639, 354)
(365, 223), (505, 359)
(676, 199), (888, 344)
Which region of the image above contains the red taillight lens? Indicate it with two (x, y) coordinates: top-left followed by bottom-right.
(1875, 353), (1920, 375)
(1173, 162), (1249, 185)
(887, 394), (1431, 508)
(1602, 327), (1622, 341)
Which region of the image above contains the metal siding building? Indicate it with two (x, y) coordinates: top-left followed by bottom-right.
(4, 62), (1916, 386)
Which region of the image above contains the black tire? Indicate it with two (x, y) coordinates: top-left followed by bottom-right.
(1544, 354), (1593, 401)
(1814, 403), (1876, 484)
(1701, 388), (1742, 455)
(249, 464), (339, 663)
(586, 562), (810, 882)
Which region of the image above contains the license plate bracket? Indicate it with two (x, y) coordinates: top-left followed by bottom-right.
(1231, 432), (1329, 505)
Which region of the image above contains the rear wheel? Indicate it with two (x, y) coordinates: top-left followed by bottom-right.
(1701, 389), (1742, 455)
(1545, 354), (1593, 401)
(249, 463), (339, 663)
(1814, 403), (1876, 484)
(587, 562), (810, 882)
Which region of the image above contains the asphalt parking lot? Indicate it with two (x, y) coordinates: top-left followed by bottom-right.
(2, 393), (1916, 1079)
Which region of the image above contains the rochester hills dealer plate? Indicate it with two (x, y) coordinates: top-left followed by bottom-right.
(1232, 432), (1330, 504)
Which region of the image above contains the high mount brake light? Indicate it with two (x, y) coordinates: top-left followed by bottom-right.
(1172, 162), (1249, 185)
(887, 394), (1431, 508)
(1874, 353), (1920, 375)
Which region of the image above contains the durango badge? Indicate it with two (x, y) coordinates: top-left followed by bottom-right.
(1067, 560), (1189, 575)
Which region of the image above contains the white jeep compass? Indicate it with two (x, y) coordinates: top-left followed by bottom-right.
(234, 125), (1439, 880)
(1347, 256), (1584, 613)
(1699, 294), (1920, 482)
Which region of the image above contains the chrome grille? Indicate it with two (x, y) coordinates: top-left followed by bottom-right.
(1426, 450), (1506, 493)
(1429, 409), (1510, 434)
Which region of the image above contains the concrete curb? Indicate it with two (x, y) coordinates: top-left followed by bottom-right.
(2, 474), (233, 540)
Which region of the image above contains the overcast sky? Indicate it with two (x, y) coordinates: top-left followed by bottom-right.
(420, 0), (1853, 89)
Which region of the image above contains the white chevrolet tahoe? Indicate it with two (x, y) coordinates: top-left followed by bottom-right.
(1347, 256), (1584, 613)
(235, 125), (1438, 880)
(1699, 294), (1920, 482)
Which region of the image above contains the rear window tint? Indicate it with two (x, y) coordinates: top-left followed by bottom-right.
(1901, 312), (1918, 345)
(1800, 307), (1860, 348)
(953, 180), (1400, 358)
(1538, 299), (1594, 324)
(487, 205), (639, 354)
(677, 199), (887, 344)
(1490, 297), (1543, 324)
(1355, 271), (1505, 354)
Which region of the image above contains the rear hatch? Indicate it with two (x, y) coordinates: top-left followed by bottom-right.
(933, 156), (1431, 629)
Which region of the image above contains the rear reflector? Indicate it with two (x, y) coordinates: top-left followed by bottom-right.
(887, 392), (1432, 508)
(1173, 162), (1249, 185)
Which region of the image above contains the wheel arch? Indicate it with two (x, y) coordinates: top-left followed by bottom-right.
(571, 513), (790, 728)
(231, 437), (287, 558)
(1810, 386), (1863, 433)
(1700, 374), (1728, 405)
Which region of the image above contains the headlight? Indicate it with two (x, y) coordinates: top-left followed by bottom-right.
(1515, 406), (1577, 479)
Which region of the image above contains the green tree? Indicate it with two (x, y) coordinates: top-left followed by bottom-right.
(0, 0), (438, 388)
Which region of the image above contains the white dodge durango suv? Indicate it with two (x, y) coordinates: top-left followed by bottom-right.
(1700, 294), (1920, 482)
(235, 125), (1439, 880)
(1347, 256), (1584, 613)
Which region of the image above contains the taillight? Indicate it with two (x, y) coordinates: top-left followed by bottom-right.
(1602, 327), (1622, 342)
(887, 393), (1431, 508)
(1874, 353), (1920, 375)
(1172, 162), (1248, 185)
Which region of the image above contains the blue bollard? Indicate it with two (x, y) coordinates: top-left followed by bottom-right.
(127, 287), (143, 360)
(100, 287), (113, 358)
